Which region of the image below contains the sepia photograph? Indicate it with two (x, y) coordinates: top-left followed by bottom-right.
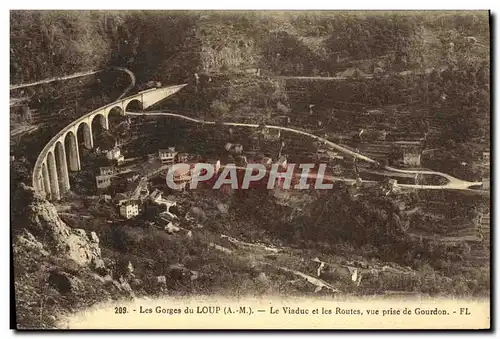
(9, 9), (491, 330)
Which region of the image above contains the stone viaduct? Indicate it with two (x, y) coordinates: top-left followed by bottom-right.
(32, 84), (187, 201)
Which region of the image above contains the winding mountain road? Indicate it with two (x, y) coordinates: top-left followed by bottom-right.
(126, 111), (483, 192)
(10, 66), (136, 99)
(10, 70), (103, 90)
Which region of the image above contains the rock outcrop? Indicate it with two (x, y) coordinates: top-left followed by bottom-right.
(14, 184), (105, 269)
(16, 230), (49, 256)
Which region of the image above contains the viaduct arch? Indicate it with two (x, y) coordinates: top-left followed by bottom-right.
(33, 84), (187, 200)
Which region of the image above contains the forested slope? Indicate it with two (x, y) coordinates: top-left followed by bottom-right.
(11, 11), (489, 83)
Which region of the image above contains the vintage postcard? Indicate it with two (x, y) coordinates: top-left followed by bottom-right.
(10, 10), (490, 330)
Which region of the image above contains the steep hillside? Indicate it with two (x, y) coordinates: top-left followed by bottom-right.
(11, 11), (489, 84)
(12, 184), (130, 329)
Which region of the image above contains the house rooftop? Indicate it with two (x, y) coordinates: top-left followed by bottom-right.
(159, 147), (176, 152)
(114, 193), (130, 201)
(173, 166), (191, 177)
(149, 189), (162, 199)
(122, 199), (140, 207)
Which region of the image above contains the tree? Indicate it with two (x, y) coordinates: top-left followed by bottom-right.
(210, 100), (230, 119)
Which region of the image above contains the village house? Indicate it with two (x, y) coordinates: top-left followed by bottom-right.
(225, 142), (243, 154)
(392, 141), (423, 167)
(176, 152), (189, 163)
(106, 146), (125, 165)
(261, 157), (273, 167)
(96, 175), (112, 190)
(119, 200), (140, 219)
(99, 166), (115, 176)
(99, 194), (112, 203)
(159, 210), (177, 223)
(110, 172), (141, 194)
(120, 171), (141, 183)
(235, 143), (244, 154)
(149, 189), (163, 203)
(167, 166), (192, 191)
(402, 148), (422, 167)
(158, 209), (181, 233)
(158, 147), (177, 165)
(146, 80), (162, 88)
(164, 221), (181, 234)
(149, 189), (177, 212)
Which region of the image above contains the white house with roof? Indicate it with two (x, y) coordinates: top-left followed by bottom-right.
(99, 166), (115, 176)
(234, 144), (243, 154)
(106, 147), (125, 164)
(167, 165), (192, 191)
(225, 143), (243, 154)
(96, 175), (112, 189)
(158, 147), (177, 165)
(106, 147), (121, 160)
(122, 172), (141, 183)
(149, 189), (177, 212)
(120, 200), (140, 219)
(402, 149), (421, 166)
(176, 152), (189, 163)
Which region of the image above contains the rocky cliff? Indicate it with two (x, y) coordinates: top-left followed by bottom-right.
(11, 184), (135, 329)
(13, 184), (105, 270)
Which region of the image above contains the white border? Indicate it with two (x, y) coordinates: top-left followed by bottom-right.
(3, 2), (497, 338)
